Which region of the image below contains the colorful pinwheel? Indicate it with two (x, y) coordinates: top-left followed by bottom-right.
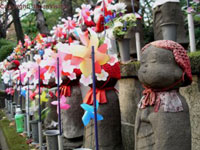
(21, 89), (26, 97)
(81, 101), (103, 126)
(35, 91), (49, 103)
(51, 95), (71, 114)
(69, 31), (110, 77)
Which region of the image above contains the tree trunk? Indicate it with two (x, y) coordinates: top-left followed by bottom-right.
(62, 0), (73, 19)
(8, 0), (24, 44)
(32, 0), (50, 35)
(0, 23), (7, 38)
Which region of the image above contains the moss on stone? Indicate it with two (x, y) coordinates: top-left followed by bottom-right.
(120, 61), (140, 77)
(188, 51), (200, 74)
(120, 51), (200, 77)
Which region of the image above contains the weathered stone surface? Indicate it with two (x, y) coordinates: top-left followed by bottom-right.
(138, 45), (183, 89)
(83, 90), (123, 150)
(180, 75), (200, 150)
(0, 90), (7, 108)
(153, 2), (188, 46)
(62, 85), (84, 139)
(120, 62), (139, 78)
(136, 41), (191, 150)
(135, 93), (191, 150)
(119, 78), (143, 150)
(63, 136), (83, 150)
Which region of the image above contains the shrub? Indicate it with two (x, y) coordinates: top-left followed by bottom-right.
(0, 39), (16, 61)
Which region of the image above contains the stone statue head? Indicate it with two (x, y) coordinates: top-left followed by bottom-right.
(138, 40), (192, 89)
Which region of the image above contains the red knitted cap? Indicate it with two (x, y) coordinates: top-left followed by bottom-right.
(142, 40), (192, 86)
(102, 62), (121, 79)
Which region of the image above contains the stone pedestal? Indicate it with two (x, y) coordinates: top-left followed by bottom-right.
(119, 63), (143, 150)
(180, 75), (200, 150)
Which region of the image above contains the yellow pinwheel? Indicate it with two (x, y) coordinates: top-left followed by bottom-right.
(69, 31), (110, 77)
(35, 91), (48, 104)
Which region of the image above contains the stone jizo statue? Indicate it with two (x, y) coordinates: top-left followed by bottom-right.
(135, 40), (192, 150)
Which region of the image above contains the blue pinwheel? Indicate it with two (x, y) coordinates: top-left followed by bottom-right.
(21, 89), (26, 97)
(81, 101), (103, 126)
(38, 49), (44, 56)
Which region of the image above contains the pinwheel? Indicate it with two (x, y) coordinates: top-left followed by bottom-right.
(81, 101), (103, 126)
(35, 91), (48, 103)
(21, 89), (26, 97)
(24, 35), (32, 49)
(74, 4), (95, 26)
(69, 31), (110, 77)
(14, 41), (23, 54)
(51, 95), (70, 114)
(62, 17), (77, 31)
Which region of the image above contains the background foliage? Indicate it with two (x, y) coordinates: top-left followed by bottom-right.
(0, 39), (16, 61)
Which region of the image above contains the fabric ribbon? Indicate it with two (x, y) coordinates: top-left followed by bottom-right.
(83, 87), (117, 105)
(56, 85), (71, 97)
(141, 76), (184, 112)
(141, 88), (160, 112)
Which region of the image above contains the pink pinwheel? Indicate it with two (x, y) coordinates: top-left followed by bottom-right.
(24, 35), (32, 49)
(51, 25), (66, 39)
(62, 17), (77, 31)
(51, 95), (70, 114)
(69, 30), (110, 77)
(75, 4), (94, 26)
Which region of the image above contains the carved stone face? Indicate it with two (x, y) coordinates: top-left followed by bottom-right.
(138, 45), (183, 89)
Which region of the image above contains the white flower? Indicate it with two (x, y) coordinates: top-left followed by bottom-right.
(96, 69), (109, 81)
(108, 54), (118, 66)
(106, 28), (114, 40)
(113, 21), (123, 28)
(107, 4), (115, 11)
(114, 2), (127, 13)
(68, 72), (77, 80)
(80, 74), (93, 86)
(62, 60), (76, 74)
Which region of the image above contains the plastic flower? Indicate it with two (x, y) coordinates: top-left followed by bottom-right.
(69, 30), (110, 77)
(96, 69), (109, 81)
(51, 95), (71, 114)
(80, 74), (93, 86)
(187, 7), (195, 13)
(108, 54), (118, 66)
(113, 2), (127, 13)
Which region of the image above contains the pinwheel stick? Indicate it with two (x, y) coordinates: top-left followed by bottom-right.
(38, 65), (43, 150)
(92, 46), (99, 150)
(19, 70), (22, 109)
(131, 0), (135, 14)
(102, 0), (106, 35)
(38, 65), (42, 122)
(27, 77), (31, 137)
(9, 74), (12, 102)
(57, 57), (62, 135)
(187, 0), (190, 7)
